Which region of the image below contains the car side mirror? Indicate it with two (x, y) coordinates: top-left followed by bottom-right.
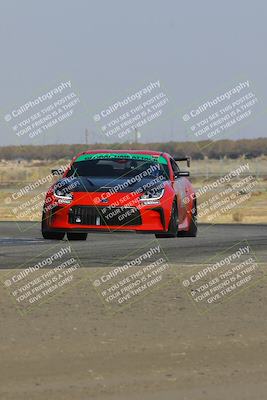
(175, 171), (190, 178)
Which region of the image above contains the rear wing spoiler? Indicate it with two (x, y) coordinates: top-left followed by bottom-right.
(173, 156), (191, 168)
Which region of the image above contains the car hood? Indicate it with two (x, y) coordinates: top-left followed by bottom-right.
(54, 176), (167, 194)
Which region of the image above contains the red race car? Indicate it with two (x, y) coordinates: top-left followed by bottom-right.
(42, 150), (197, 240)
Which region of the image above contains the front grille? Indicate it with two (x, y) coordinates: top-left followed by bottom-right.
(69, 206), (142, 226)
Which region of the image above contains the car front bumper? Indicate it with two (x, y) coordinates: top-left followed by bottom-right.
(45, 203), (168, 233)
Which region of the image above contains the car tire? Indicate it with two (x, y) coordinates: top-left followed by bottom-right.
(66, 232), (88, 241)
(155, 202), (178, 238)
(178, 200), (197, 237)
(41, 212), (65, 240)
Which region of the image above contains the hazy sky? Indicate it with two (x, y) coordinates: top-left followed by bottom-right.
(0, 0), (266, 146)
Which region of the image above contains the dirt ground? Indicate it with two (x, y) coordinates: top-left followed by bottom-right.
(1, 265), (267, 400)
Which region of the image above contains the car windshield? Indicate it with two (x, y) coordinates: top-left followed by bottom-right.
(66, 156), (169, 180)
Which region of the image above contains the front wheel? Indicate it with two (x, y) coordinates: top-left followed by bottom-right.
(178, 200), (197, 237)
(155, 202), (178, 238)
(66, 232), (88, 241)
(42, 231), (65, 240)
(41, 212), (65, 240)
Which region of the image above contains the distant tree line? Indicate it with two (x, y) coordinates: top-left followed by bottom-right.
(1, 138), (267, 161)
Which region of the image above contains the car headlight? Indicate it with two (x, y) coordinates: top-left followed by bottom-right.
(54, 188), (73, 204)
(139, 188), (165, 204)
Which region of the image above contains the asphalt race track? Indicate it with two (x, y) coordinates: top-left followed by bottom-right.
(0, 222), (267, 269)
(1, 222), (267, 400)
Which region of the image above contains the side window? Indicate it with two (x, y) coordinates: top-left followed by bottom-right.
(170, 158), (179, 177)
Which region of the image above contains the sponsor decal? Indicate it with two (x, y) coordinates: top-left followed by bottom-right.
(75, 153), (168, 164)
